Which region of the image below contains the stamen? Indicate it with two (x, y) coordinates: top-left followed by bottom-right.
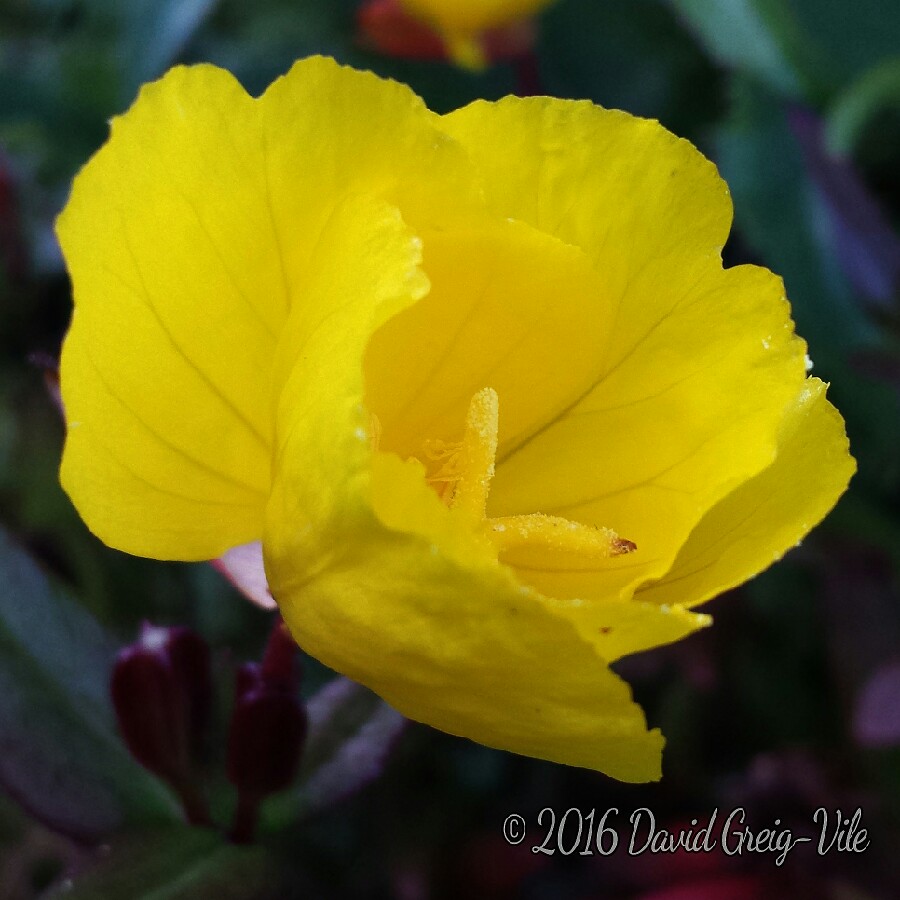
(487, 515), (636, 558)
(423, 387), (637, 564)
(451, 387), (499, 527)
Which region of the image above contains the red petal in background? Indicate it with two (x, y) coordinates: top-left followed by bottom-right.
(357, 0), (448, 60)
(356, 0), (537, 64)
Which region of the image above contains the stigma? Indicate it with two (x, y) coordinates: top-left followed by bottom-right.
(424, 388), (636, 562)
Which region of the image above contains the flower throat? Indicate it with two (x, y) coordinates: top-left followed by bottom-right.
(424, 388), (636, 563)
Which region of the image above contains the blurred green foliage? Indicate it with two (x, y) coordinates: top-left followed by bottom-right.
(1, 0), (899, 896)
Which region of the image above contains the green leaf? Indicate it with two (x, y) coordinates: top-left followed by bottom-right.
(790, 0), (900, 83)
(826, 57), (900, 157)
(47, 827), (279, 899)
(666, 0), (829, 101)
(0, 528), (177, 839)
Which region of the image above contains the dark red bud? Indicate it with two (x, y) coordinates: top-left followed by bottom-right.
(110, 624), (212, 782)
(164, 626), (213, 754)
(235, 661), (263, 701)
(111, 643), (189, 783)
(227, 673), (306, 797)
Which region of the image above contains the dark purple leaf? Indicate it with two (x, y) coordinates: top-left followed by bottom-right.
(790, 106), (900, 312)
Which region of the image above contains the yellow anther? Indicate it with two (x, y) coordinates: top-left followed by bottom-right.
(424, 387), (637, 565)
(451, 387), (499, 526)
(487, 515), (636, 559)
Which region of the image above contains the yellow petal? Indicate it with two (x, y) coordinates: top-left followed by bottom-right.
(257, 57), (479, 294)
(441, 98), (809, 599)
(365, 217), (616, 466)
(58, 65), (279, 559)
(265, 196), (663, 781)
(58, 57), (476, 560)
(442, 97), (733, 354)
(637, 378), (855, 608)
(399, 0), (555, 35)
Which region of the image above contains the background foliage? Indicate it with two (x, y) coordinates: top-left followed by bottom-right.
(1, 0), (899, 897)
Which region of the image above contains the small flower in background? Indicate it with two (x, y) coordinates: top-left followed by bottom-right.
(58, 57), (853, 784)
(357, 0), (553, 69)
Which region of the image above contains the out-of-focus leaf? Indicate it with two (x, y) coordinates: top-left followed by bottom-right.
(0, 527), (177, 839)
(541, 0), (722, 136)
(826, 57), (900, 158)
(47, 827), (279, 899)
(791, 106), (900, 312)
(666, 0), (828, 100)
(118, 0), (220, 97)
(296, 677), (406, 816)
(715, 78), (900, 491)
(266, 677), (405, 826)
(791, 0), (900, 84)
(855, 661), (900, 747)
(827, 492), (900, 571)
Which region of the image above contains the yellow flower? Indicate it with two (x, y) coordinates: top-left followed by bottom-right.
(58, 57), (854, 782)
(397, 0), (557, 68)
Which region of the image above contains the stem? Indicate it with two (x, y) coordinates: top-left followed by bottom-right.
(229, 790), (261, 844)
(175, 778), (212, 828)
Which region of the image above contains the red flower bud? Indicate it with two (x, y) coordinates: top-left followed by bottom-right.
(164, 626), (213, 756)
(226, 622), (306, 843)
(110, 623), (212, 783)
(226, 662), (306, 797)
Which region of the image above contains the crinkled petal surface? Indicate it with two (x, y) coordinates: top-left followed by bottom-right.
(440, 97), (842, 606)
(59, 58), (854, 781)
(263, 195), (664, 781)
(638, 378), (855, 608)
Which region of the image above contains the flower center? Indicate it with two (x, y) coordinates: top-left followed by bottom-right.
(424, 388), (636, 561)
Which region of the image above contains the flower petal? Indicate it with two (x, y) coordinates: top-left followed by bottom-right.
(365, 217), (615, 463)
(265, 196), (663, 781)
(637, 378), (855, 608)
(58, 65), (281, 559)
(58, 57), (476, 560)
(257, 58), (479, 289)
(399, 0), (554, 34)
(212, 542), (277, 610)
(441, 97), (808, 597)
